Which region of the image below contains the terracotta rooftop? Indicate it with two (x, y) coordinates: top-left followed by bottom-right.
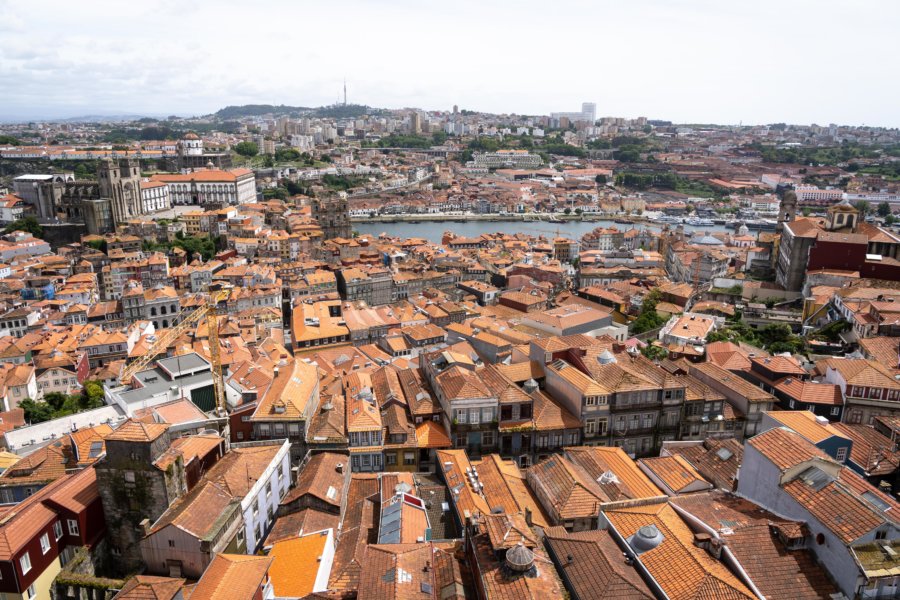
(544, 526), (654, 599)
(268, 530), (331, 597)
(189, 554), (273, 600)
(671, 491), (838, 600)
(605, 501), (756, 600)
(106, 419), (169, 443)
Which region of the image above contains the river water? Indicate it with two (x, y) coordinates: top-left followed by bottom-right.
(353, 219), (730, 243)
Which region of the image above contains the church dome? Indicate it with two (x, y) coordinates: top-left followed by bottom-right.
(183, 132), (200, 140)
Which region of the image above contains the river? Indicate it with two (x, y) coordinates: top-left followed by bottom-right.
(353, 219), (731, 243)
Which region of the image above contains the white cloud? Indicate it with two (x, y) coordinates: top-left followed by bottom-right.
(0, 0), (897, 126)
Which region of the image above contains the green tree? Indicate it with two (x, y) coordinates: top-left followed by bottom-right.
(564, 208), (572, 215)
(0, 135), (21, 145)
(4, 216), (43, 238)
(595, 174), (607, 185)
(84, 380), (105, 406)
(74, 163), (93, 179)
(234, 141), (259, 157)
(631, 289), (665, 334)
(853, 200), (870, 220)
(886, 214), (896, 225)
(20, 398), (55, 423)
(641, 345), (669, 361)
(274, 148), (301, 162)
(878, 201), (892, 218)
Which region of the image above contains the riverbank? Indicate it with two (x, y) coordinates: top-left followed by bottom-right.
(353, 217), (731, 243)
(351, 213), (652, 224)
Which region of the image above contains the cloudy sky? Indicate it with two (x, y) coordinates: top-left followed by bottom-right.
(1, 0), (897, 126)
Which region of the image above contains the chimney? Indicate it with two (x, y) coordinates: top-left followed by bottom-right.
(335, 462), (344, 474)
(140, 518), (152, 536)
(524, 507), (533, 527)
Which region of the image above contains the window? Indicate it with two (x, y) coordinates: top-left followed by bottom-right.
(386, 453), (397, 466)
(585, 396), (596, 406)
(20, 552), (31, 574)
(26, 584), (36, 600)
(67, 519), (79, 536)
(403, 452), (416, 466)
(831, 406), (840, 416)
(585, 419), (597, 435)
(168, 540), (175, 548)
(124, 471), (135, 483)
(470, 408), (480, 424)
(456, 409), (467, 424)
(836, 447), (848, 463)
(38, 532), (50, 555)
(54, 521), (63, 540)
(482, 431), (495, 447)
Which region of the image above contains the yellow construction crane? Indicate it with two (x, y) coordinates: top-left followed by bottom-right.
(119, 285), (232, 415)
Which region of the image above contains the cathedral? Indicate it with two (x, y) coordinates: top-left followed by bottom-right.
(56, 158), (145, 234)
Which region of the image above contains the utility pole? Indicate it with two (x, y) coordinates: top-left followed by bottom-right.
(343, 78), (347, 106)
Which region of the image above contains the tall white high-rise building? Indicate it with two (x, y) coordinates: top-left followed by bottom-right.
(581, 102), (596, 123)
(551, 102), (596, 125)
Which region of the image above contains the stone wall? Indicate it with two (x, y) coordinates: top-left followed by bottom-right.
(52, 543), (124, 600)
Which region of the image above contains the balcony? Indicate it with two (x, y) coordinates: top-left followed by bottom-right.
(451, 421), (496, 433)
(610, 400), (661, 412)
(611, 425), (656, 437)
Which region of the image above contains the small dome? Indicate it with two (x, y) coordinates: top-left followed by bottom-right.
(505, 542), (534, 572)
(629, 524), (664, 554)
(693, 232), (724, 246)
(598, 349), (617, 365)
(183, 132), (199, 140)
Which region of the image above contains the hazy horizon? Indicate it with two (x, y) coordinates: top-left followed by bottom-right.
(2, 0), (899, 127)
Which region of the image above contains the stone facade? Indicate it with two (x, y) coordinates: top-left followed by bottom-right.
(94, 427), (186, 576)
(311, 197), (351, 240)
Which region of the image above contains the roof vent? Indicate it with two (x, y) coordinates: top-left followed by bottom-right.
(815, 415), (829, 426)
(523, 378), (539, 393)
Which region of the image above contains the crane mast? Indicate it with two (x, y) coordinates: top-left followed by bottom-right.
(119, 285), (232, 415)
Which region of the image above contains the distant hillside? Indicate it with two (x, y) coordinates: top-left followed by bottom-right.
(214, 103), (384, 120)
(214, 104), (311, 119)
